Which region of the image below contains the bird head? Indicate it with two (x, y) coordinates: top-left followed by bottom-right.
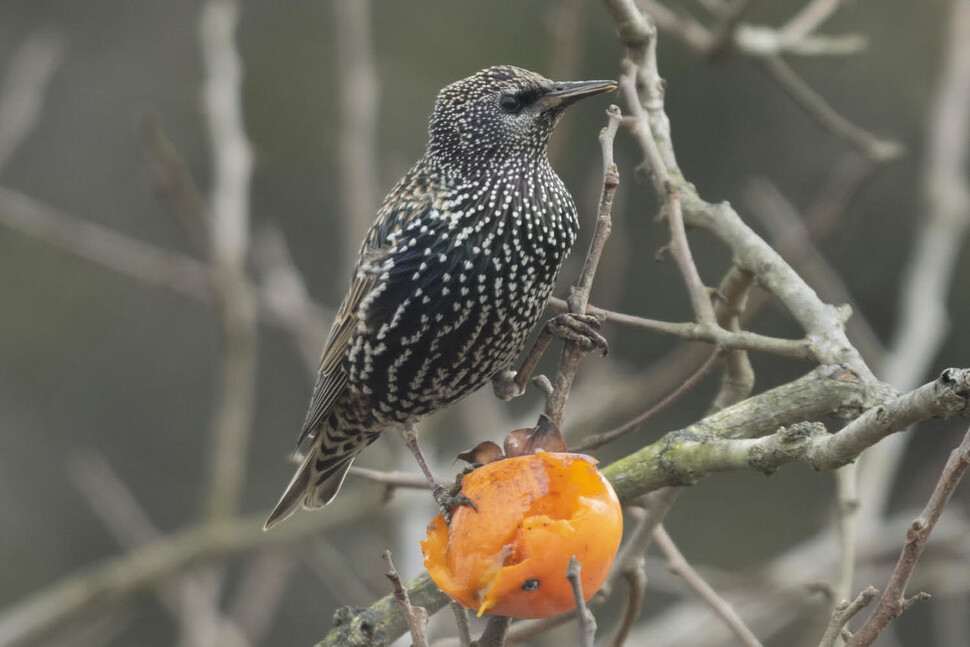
(427, 65), (616, 177)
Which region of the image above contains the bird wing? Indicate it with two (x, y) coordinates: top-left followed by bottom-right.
(295, 181), (433, 451)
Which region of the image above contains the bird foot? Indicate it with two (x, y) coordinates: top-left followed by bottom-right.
(545, 313), (609, 356)
(433, 483), (477, 525)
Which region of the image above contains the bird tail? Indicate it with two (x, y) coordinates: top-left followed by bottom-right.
(263, 446), (357, 530)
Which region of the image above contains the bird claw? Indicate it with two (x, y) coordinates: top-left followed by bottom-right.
(433, 484), (477, 524)
(545, 313), (609, 356)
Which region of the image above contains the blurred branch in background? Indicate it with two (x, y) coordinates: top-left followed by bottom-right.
(860, 0), (970, 525)
(334, 0), (380, 265)
(0, 499), (363, 647)
(639, 0), (904, 162)
(68, 452), (252, 647)
(0, 186), (332, 357)
(0, 32), (64, 174)
(199, 0), (257, 525)
(652, 526), (764, 647)
(848, 424), (970, 646)
(640, 0), (867, 58)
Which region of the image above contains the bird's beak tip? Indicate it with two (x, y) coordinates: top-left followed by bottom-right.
(542, 79), (619, 108)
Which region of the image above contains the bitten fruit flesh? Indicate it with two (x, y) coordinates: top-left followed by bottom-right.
(421, 452), (623, 618)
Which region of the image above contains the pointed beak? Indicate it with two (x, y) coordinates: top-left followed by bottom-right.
(539, 79), (618, 109)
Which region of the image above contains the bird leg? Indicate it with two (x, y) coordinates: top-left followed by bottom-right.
(400, 422), (476, 523)
(492, 312), (609, 401)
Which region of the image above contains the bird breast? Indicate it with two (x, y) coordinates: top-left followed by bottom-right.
(345, 164), (578, 424)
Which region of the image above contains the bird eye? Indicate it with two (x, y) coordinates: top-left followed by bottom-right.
(499, 94), (522, 114)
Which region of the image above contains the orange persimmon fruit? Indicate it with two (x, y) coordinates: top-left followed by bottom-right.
(421, 451), (623, 619)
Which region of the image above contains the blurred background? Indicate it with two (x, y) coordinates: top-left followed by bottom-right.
(1, 0), (968, 646)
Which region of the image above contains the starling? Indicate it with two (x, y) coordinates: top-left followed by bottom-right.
(265, 65), (615, 530)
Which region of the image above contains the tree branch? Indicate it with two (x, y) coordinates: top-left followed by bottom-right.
(199, 0), (257, 522)
(541, 105), (622, 428)
(653, 526), (764, 647)
(847, 424), (970, 646)
(603, 368), (970, 502)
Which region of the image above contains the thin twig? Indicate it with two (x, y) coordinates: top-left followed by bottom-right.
(709, 266), (755, 411)
(618, 62), (715, 325)
(383, 551), (429, 647)
(653, 526), (764, 647)
(450, 601), (473, 647)
(567, 557), (597, 647)
(743, 176), (884, 364)
(475, 616), (511, 647)
(817, 586), (878, 647)
(833, 462), (861, 635)
(576, 349), (723, 451)
(141, 114), (210, 256)
(604, 558), (646, 647)
(0, 31), (64, 172)
(847, 425), (970, 646)
(758, 55), (904, 163)
(622, 507), (969, 647)
(639, 0), (866, 59)
(0, 186), (333, 350)
(348, 466), (431, 490)
(547, 297), (816, 360)
(541, 105), (623, 427)
(778, 0), (846, 45)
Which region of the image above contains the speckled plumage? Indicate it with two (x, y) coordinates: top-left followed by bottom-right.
(265, 66), (615, 529)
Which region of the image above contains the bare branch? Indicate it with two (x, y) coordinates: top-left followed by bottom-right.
(547, 297), (816, 360)
(758, 55), (904, 163)
(603, 368), (970, 502)
(710, 266), (755, 410)
(0, 186), (332, 352)
(69, 453), (252, 647)
(0, 501), (361, 647)
(603, 557), (646, 647)
(778, 0), (847, 45)
(199, 0), (258, 522)
(566, 557), (596, 647)
(653, 526), (764, 647)
(140, 114), (210, 256)
(639, 0), (866, 59)
(449, 601), (472, 647)
(817, 586), (879, 647)
(334, 0), (380, 263)
(847, 425), (970, 646)
(0, 186), (212, 300)
(383, 551), (429, 647)
(744, 177), (884, 364)
(541, 105), (622, 427)
(576, 349), (722, 451)
(0, 32), (64, 172)
(348, 466), (432, 490)
(318, 570), (449, 647)
(862, 0), (970, 523)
